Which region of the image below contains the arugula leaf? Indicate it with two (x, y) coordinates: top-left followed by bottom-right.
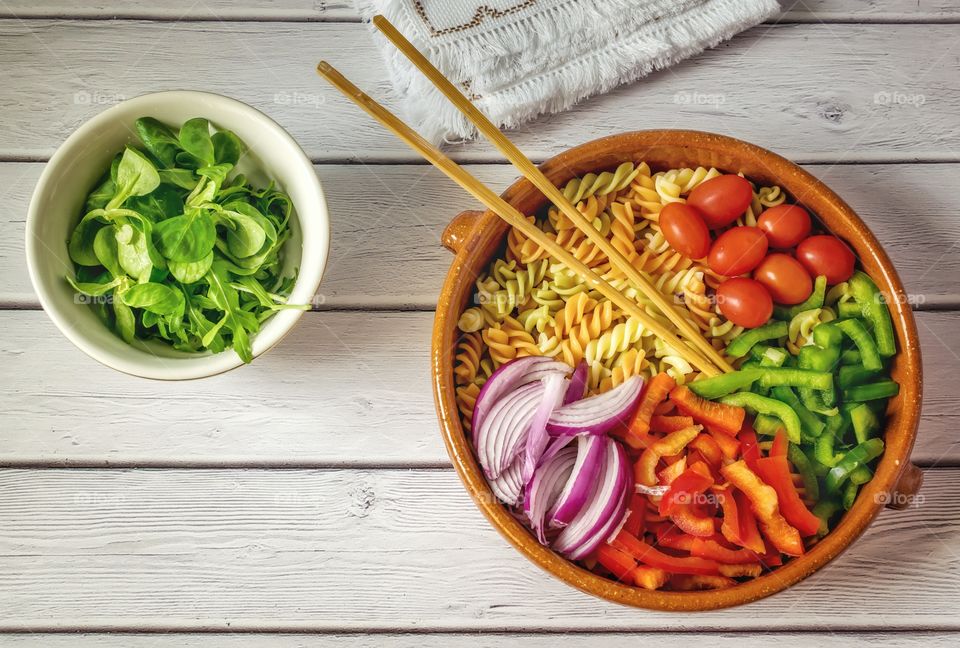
(205, 262), (258, 363)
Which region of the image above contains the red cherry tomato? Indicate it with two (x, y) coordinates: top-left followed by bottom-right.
(659, 203), (711, 259)
(753, 253), (813, 305)
(708, 226), (769, 276)
(758, 204), (812, 248)
(716, 278), (773, 328)
(796, 235), (856, 284)
(688, 175), (754, 229)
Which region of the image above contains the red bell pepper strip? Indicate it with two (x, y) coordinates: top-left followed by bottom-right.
(635, 425), (701, 486)
(721, 460), (804, 556)
(670, 501), (716, 537)
(719, 563), (763, 578)
(656, 526), (695, 552)
(622, 492), (647, 537)
(659, 468), (714, 516)
(625, 373), (676, 446)
(670, 385), (746, 436)
(690, 537), (759, 564)
(754, 456), (822, 537)
(770, 429), (789, 458)
(632, 565), (670, 590)
(612, 530), (721, 575)
(689, 433), (723, 467)
(708, 427), (741, 460)
(595, 543), (638, 581)
(739, 422), (761, 471)
(717, 489), (744, 549)
(658, 456), (688, 485)
(650, 415), (695, 434)
(733, 489), (766, 554)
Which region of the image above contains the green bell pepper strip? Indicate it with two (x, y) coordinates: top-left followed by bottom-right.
(720, 392), (802, 443)
(799, 345), (840, 373)
(756, 368), (834, 391)
(848, 271), (896, 358)
(753, 413), (784, 437)
(726, 321), (788, 359)
(841, 349), (862, 365)
(843, 380), (900, 403)
(797, 346), (838, 410)
(835, 318), (883, 371)
(825, 438), (885, 492)
(788, 443), (820, 501)
(849, 403), (880, 444)
(688, 369), (761, 400)
(772, 385), (826, 440)
(813, 321), (844, 350)
(812, 499), (842, 536)
(759, 346), (789, 367)
(815, 414), (850, 467)
(842, 466), (874, 510)
(837, 301), (862, 319)
(838, 365), (880, 389)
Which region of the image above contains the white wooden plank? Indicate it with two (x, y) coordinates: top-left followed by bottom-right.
(6, 162), (960, 309)
(0, 22), (956, 163)
(1, 633), (957, 647)
(0, 467), (954, 631)
(2, 0), (958, 21)
(0, 310), (957, 466)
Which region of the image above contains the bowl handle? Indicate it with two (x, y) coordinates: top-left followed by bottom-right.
(442, 210), (485, 254)
(886, 462), (923, 510)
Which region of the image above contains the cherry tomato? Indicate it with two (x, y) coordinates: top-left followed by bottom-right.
(688, 175), (754, 229)
(753, 253), (813, 305)
(708, 226), (769, 276)
(716, 278), (773, 328)
(659, 203), (711, 259)
(758, 204), (812, 248)
(796, 235), (856, 284)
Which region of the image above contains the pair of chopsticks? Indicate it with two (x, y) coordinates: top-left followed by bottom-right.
(316, 16), (733, 377)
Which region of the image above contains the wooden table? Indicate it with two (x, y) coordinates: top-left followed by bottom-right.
(1, 1), (959, 644)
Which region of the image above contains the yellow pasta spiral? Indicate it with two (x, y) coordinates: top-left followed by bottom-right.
(456, 383), (481, 432)
(453, 332), (484, 386)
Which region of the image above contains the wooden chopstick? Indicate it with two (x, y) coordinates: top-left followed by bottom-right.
(370, 15), (733, 376)
(316, 61), (721, 377)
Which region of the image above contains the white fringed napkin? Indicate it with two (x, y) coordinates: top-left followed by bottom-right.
(354, 0), (779, 143)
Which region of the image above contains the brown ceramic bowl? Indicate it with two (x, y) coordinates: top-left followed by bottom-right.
(431, 130), (923, 610)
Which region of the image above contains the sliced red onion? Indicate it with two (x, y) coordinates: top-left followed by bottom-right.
(521, 373), (568, 484)
(490, 458), (523, 506)
(548, 435), (604, 528)
(472, 356), (570, 435)
(552, 438), (630, 560)
(547, 375), (644, 437)
(476, 381), (544, 479)
(523, 445), (577, 544)
(563, 361), (588, 405)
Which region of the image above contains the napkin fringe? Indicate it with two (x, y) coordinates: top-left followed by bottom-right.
(356, 0), (779, 143)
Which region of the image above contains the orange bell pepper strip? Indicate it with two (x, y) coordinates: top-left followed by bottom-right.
(689, 433), (723, 467)
(708, 427), (741, 460)
(738, 422), (761, 471)
(690, 537), (759, 564)
(717, 489), (745, 549)
(755, 455), (822, 537)
(632, 565), (670, 590)
(770, 429), (789, 458)
(659, 467), (713, 516)
(650, 415), (694, 434)
(670, 574), (737, 590)
(670, 385), (745, 436)
(622, 492), (647, 537)
(595, 543), (638, 581)
(656, 526), (695, 552)
(733, 489), (766, 554)
(671, 502), (716, 537)
(611, 530), (721, 576)
(634, 424), (701, 486)
(625, 373), (676, 444)
(658, 456), (687, 485)
(719, 563), (764, 578)
(721, 460), (804, 556)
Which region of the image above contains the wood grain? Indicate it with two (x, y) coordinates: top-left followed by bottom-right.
(0, 22), (956, 163)
(6, 162), (960, 310)
(0, 467), (953, 631)
(3, 633), (959, 647)
(2, 0), (958, 21)
(1, 309), (958, 466)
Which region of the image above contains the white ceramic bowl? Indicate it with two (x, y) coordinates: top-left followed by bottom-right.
(25, 90), (329, 380)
